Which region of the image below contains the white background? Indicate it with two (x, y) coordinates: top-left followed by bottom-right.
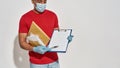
(0, 0), (120, 68)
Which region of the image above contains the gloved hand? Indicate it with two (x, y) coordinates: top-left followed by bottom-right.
(33, 45), (51, 54)
(67, 35), (74, 44)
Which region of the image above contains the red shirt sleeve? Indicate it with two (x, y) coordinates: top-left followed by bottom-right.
(18, 16), (29, 33)
(54, 14), (59, 28)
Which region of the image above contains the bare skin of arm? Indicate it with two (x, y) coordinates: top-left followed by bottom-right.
(19, 33), (33, 51)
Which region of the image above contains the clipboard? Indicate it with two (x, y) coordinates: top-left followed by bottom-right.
(48, 29), (72, 53)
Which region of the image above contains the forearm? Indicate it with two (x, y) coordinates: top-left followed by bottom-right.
(19, 33), (33, 51)
(19, 41), (33, 51)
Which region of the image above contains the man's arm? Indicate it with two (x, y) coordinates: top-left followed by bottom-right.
(19, 33), (33, 51)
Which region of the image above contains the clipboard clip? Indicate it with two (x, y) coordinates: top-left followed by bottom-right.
(50, 46), (59, 49)
(57, 29), (67, 32)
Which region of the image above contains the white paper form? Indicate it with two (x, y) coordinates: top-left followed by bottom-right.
(48, 29), (72, 53)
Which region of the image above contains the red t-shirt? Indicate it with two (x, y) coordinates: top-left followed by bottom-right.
(19, 10), (59, 64)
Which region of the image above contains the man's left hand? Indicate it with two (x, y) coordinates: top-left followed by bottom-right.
(67, 35), (74, 44)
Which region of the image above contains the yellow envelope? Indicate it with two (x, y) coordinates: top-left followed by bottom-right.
(28, 21), (50, 47)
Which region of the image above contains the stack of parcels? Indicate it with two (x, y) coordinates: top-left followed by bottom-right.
(27, 21), (50, 47)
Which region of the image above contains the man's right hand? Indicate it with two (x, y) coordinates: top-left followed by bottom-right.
(33, 45), (51, 54)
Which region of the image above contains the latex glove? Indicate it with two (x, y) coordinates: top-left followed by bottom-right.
(67, 35), (74, 44)
(33, 45), (51, 54)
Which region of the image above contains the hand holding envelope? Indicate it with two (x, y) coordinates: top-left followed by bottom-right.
(26, 33), (50, 54)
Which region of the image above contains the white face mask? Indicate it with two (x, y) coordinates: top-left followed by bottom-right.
(35, 3), (46, 12)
